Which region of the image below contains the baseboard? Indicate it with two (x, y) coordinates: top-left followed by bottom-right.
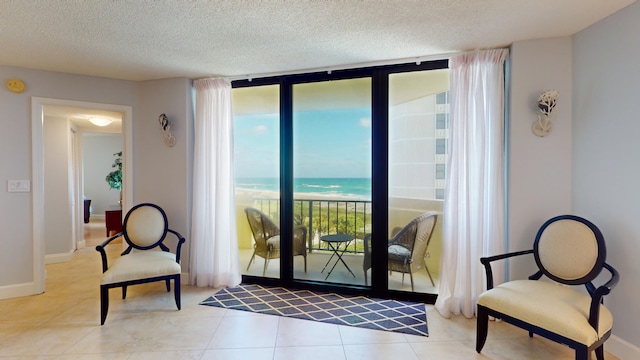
(77, 240), (86, 249)
(0, 281), (43, 300)
(608, 334), (640, 359)
(91, 214), (106, 220)
(45, 250), (74, 264)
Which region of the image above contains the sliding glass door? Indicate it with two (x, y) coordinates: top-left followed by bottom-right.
(291, 78), (372, 285)
(232, 59), (448, 302)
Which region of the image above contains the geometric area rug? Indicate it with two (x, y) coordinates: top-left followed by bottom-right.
(200, 283), (428, 336)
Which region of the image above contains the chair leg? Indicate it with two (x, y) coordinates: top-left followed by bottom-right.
(304, 254), (307, 273)
(409, 272), (415, 292)
(425, 265), (435, 286)
(165, 279), (171, 292)
(100, 286), (109, 325)
(263, 258), (269, 276)
(476, 305), (489, 353)
(174, 276), (181, 310)
(246, 251), (256, 271)
(575, 346), (588, 360)
(122, 285), (127, 299)
(594, 345), (605, 360)
(364, 269), (368, 286)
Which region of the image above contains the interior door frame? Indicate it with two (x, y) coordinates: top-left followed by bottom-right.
(31, 97), (133, 294)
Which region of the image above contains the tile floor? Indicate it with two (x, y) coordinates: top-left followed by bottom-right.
(0, 220), (617, 359)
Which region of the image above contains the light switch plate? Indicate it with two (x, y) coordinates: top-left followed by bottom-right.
(7, 180), (30, 192)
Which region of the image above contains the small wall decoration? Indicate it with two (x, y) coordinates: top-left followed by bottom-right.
(532, 89), (559, 137)
(6, 79), (26, 93)
(158, 113), (176, 147)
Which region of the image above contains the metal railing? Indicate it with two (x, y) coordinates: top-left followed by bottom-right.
(250, 198), (372, 254)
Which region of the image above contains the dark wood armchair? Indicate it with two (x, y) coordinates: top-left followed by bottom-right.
(95, 203), (185, 325)
(476, 215), (619, 360)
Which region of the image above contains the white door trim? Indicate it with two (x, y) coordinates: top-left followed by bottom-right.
(31, 97), (133, 294)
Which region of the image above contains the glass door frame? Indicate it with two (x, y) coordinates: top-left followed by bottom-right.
(234, 59), (447, 303)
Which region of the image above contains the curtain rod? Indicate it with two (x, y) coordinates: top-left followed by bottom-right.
(219, 52), (459, 82)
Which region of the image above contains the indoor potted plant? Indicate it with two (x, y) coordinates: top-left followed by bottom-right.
(105, 151), (122, 202)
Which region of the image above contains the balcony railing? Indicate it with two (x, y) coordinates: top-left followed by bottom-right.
(251, 198), (372, 254)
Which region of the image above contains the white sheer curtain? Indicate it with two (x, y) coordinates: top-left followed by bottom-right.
(190, 78), (242, 288)
(435, 49), (508, 319)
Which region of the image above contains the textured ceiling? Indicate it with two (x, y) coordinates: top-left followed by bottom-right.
(1, 0), (635, 82)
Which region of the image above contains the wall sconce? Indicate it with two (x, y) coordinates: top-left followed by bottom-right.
(532, 89), (559, 137)
(158, 113), (175, 147)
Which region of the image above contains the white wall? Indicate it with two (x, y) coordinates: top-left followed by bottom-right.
(0, 65), (194, 298)
(573, 2), (640, 357)
(82, 133), (122, 215)
(0, 66), (135, 292)
(508, 6), (640, 355)
(134, 78), (193, 265)
(507, 37), (574, 280)
(43, 116), (73, 257)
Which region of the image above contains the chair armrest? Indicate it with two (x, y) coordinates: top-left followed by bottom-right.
(168, 228), (186, 263)
(480, 249), (533, 290)
(95, 232), (124, 273)
(588, 262), (620, 331)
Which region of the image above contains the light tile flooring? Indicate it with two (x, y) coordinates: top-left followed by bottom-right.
(0, 220), (617, 359)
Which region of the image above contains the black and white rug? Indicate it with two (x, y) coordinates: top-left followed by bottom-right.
(200, 284), (428, 336)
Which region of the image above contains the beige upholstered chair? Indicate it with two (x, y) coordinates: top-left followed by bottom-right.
(477, 215), (619, 360)
(95, 203), (185, 325)
(244, 207), (307, 276)
(363, 211), (438, 290)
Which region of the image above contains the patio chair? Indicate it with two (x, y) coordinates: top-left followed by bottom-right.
(244, 207), (307, 276)
(363, 211), (438, 290)
(476, 215), (619, 360)
(95, 203), (185, 325)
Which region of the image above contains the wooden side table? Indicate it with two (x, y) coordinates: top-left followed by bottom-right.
(105, 206), (123, 236)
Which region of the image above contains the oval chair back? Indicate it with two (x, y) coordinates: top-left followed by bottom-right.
(122, 203), (169, 251)
(534, 215), (606, 285)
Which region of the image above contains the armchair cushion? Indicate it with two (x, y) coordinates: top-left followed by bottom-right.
(101, 251), (181, 285)
(388, 244), (410, 262)
(266, 235), (280, 251)
(478, 279), (612, 346)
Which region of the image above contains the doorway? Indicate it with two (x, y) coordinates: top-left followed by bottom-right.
(31, 97), (133, 293)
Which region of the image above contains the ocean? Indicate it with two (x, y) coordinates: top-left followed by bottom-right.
(235, 177), (371, 199)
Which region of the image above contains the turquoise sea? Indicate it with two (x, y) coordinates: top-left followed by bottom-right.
(236, 177), (371, 199)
